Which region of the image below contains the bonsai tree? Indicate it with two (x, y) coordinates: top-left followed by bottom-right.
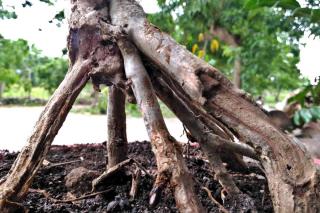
(0, 1), (319, 212)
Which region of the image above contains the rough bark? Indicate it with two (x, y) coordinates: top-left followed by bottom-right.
(1, 0), (319, 212)
(0, 61), (91, 211)
(110, 1), (320, 212)
(0, 0), (124, 211)
(106, 85), (128, 169)
(150, 70), (256, 211)
(116, 38), (204, 212)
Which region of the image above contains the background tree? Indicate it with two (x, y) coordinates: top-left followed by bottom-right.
(34, 57), (68, 93)
(0, 37), (29, 98)
(151, 0), (318, 97)
(0, 1), (319, 212)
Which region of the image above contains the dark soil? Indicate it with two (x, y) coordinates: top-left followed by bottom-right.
(0, 141), (273, 212)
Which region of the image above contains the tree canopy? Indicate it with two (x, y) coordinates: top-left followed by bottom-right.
(150, 0), (319, 96)
(0, 0), (319, 104)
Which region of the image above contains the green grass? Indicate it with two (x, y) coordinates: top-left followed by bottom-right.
(3, 83), (175, 117)
(3, 84), (50, 99)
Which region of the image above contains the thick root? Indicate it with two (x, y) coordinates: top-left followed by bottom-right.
(115, 37), (205, 212)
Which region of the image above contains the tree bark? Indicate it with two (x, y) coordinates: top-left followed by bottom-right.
(110, 1), (320, 212)
(0, 60), (91, 211)
(0, 82), (4, 99)
(106, 85), (127, 169)
(150, 71), (256, 211)
(0, 1), (124, 211)
(1, 1), (319, 212)
(116, 37), (204, 212)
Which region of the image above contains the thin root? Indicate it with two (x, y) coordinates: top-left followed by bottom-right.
(202, 186), (229, 213)
(29, 188), (113, 203)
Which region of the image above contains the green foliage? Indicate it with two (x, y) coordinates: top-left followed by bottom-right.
(0, 38), (29, 90)
(0, 0), (17, 19)
(0, 35), (68, 98)
(34, 57), (68, 93)
(153, 0), (317, 98)
(39, 0), (54, 6)
(288, 81), (320, 107)
(244, 0), (301, 10)
(293, 106), (320, 126)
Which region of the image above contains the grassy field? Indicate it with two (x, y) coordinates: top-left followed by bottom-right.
(2, 83), (291, 116)
(2, 84), (174, 117)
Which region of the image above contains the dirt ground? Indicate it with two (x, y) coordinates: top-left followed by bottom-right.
(0, 141), (273, 212)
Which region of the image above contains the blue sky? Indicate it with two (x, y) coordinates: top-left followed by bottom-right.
(0, 0), (318, 83)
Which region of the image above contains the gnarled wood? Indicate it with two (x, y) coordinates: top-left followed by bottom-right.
(106, 85), (128, 169)
(110, 0), (320, 211)
(1, 1), (319, 212)
(116, 37), (205, 212)
(0, 0), (124, 210)
(0, 60), (91, 211)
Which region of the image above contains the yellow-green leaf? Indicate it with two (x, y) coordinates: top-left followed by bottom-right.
(198, 33), (204, 42)
(198, 50), (205, 58)
(192, 44), (199, 53)
(210, 39), (219, 53)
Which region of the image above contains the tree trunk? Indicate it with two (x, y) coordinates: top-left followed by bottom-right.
(106, 85), (127, 169)
(0, 0), (124, 210)
(116, 38), (204, 212)
(0, 61), (91, 211)
(0, 82), (4, 99)
(233, 56), (241, 89)
(110, 1), (320, 211)
(1, 0), (319, 212)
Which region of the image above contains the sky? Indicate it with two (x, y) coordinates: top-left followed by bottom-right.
(0, 0), (318, 83)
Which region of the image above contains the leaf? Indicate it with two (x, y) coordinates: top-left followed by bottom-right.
(198, 50), (205, 58)
(293, 111), (302, 126)
(54, 10), (65, 22)
(39, 0), (54, 6)
(192, 44), (199, 54)
(310, 107), (320, 120)
(299, 108), (313, 123)
(198, 33), (204, 42)
(210, 39), (219, 53)
(208, 59), (216, 66)
(245, 0), (300, 10)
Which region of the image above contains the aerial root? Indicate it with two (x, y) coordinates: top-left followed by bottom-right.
(149, 170), (171, 208)
(202, 186), (229, 213)
(28, 188), (113, 204)
(92, 158), (133, 191)
(129, 168), (141, 200)
(0, 199), (26, 213)
(92, 158), (152, 192)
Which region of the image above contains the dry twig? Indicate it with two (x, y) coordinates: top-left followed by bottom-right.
(202, 186), (229, 213)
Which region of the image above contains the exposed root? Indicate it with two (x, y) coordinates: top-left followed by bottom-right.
(202, 186), (229, 213)
(115, 37), (205, 212)
(44, 159), (83, 169)
(132, 159), (152, 177)
(92, 158), (133, 191)
(55, 188), (113, 203)
(149, 182), (166, 208)
(0, 199), (27, 213)
(28, 188), (113, 204)
(129, 168), (141, 200)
